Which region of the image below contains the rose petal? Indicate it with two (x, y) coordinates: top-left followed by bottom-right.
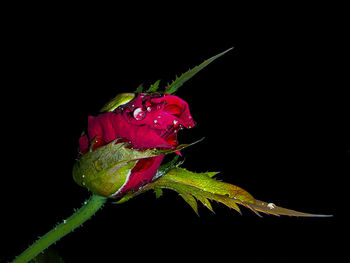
(118, 156), (164, 194)
(80, 93), (195, 195)
(78, 134), (89, 154)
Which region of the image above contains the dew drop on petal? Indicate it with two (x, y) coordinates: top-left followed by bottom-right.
(133, 108), (146, 121)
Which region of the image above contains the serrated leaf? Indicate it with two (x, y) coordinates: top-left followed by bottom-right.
(191, 194), (214, 213)
(114, 166), (331, 217)
(164, 48), (233, 94)
(179, 191), (199, 215)
(163, 167), (254, 203)
(205, 172), (218, 178)
(147, 80), (161, 93)
(157, 180), (241, 214)
(247, 200), (331, 217)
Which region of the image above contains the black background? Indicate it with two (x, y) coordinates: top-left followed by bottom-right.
(2, 3), (347, 263)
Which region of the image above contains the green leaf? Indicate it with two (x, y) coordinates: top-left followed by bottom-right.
(246, 200), (332, 217)
(164, 47), (233, 94)
(115, 167), (332, 217)
(147, 80), (161, 93)
(153, 179), (242, 214)
(195, 194), (214, 213)
(164, 168), (253, 202)
(179, 192), (199, 215)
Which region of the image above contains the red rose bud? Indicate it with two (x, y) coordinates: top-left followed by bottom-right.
(73, 93), (195, 197)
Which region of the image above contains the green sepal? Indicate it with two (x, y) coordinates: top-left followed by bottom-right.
(73, 139), (199, 197)
(100, 93), (135, 112)
(153, 154), (181, 181)
(135, 84), (144, 93)
(147, 79), (161, 93)
(73, 140), (146, 197)
(164, 48), (233, 94)
(154, 188), (163, 199)
(114, 192), (135, 204)
(155, 137), (204, 156)
(158, 154), (180, 171)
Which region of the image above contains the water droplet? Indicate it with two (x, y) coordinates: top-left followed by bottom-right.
(133, 108), (146, 121)
(82, 174), (85, 178)
(147, 106), (152, 112)
(154, 120), (158, 123)
(173, 120), (178, 125)
(63, 220), (67, 224)
(267, 203), (275, 209)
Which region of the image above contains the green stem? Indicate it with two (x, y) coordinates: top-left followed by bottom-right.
(11, 194), (107, 263)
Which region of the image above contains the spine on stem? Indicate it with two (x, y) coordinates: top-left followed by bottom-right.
(11, 195), (107, 263)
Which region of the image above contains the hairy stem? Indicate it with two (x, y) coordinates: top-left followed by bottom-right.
(11, 194), (107, 263)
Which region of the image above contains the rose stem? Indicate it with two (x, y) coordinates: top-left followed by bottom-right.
(11, 194), (107, 263)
